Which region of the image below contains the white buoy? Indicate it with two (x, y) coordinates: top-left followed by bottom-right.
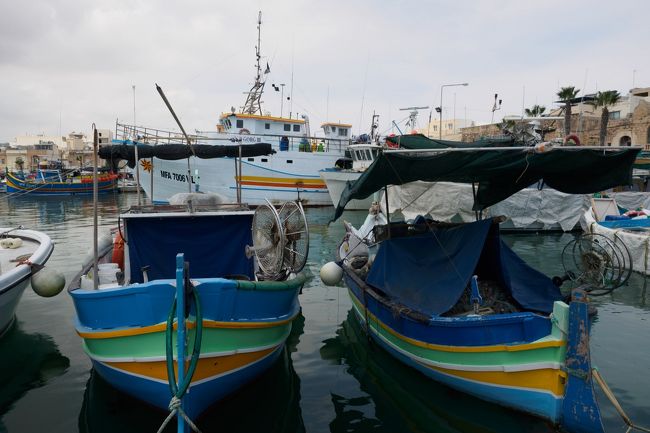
(98, 233), (113, 251)
(320, 261), (343, 286)
(31, 267), (66, 298)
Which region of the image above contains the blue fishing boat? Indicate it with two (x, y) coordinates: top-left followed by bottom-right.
(5, 169), (117, 196)
(323, 142), (643, 433)
(68, 193), (309, 423)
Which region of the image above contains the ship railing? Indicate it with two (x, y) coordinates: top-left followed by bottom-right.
(113, 122), (353, 154)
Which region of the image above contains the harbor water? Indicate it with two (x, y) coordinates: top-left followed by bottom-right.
(1, 193), (649, 433)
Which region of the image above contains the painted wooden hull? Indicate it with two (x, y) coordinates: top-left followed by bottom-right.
(70, 276), (302, 418)
(344, 271), (603, 433)
(0, 228), (55, 335)
(5, 172), (117, 196)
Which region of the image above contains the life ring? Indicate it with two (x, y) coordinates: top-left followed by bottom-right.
(111, 231), (125, 270)
(239, 128), (250, 135)
(563, 134), (580, 146)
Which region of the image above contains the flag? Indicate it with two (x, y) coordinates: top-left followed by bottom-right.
(264, 62), (270, 74)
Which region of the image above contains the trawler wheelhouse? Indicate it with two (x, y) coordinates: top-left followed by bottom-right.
(218, 113), (307, 137)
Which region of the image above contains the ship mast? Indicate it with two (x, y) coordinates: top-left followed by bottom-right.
(241, 11), (266, 115)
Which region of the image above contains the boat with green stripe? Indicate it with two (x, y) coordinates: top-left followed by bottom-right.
(69, 197), (309, 421)
(324, 142), (642, 433)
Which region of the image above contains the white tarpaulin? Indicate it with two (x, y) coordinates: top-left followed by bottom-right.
(382, 182), (650, 232)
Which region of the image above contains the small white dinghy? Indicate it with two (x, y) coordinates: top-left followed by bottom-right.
(0, 227), (56, 335)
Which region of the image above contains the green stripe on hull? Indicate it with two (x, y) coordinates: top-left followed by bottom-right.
(350, 292), (566, 369)
(83, 322), (292, 360)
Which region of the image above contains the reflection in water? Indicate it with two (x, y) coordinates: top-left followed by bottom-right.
(321, 311), (554, 433)
(78, 313), (306, 433)
(0, 321), (70, 426)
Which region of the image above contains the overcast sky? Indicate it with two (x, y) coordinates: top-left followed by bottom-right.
(1, 0), (648, 143)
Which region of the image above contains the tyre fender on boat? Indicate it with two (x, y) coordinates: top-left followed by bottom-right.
(239, 128), (250, 135)
(563, 134), (581, 145)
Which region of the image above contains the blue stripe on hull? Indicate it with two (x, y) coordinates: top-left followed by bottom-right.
(91, 345), (284, 419)
(351, 307), (562, 424)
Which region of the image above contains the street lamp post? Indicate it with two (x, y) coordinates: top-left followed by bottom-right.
(439, 83), (468, 139)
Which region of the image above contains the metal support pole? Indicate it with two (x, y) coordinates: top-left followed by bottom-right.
(175, 253), (187, 433)
(238, 145), (243, 204)
(384, 185), (390, 239)
(92, 126), (99, 290)
(134, 137), (142, 206)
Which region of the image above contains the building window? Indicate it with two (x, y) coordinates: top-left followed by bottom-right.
(432, 125), (437, 131)
(647, 127), (650, 144)
(236, 119), (244, 128)
(609, 111), (621, 120)
(448, 123), (453, 130)
(293, 125), (300, 132)
(284, 124), (291, 131)
(265, 123), (270, 130)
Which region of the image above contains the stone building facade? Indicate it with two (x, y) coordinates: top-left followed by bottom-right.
(461, 88), (650, 149)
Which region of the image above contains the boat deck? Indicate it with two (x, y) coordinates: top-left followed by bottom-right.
(0, 234), (38, 275)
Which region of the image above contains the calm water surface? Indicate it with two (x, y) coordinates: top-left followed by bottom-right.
(0, 193), (648, 433)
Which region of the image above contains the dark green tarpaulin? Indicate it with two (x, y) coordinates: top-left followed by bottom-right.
(333, 147), (641, 221)
(385, 134), (517, 150)
(99, 143), (275, 169)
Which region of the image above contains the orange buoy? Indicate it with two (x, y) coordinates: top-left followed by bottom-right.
(111, 231), (125, 270)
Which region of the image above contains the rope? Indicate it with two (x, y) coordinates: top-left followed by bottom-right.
(592, 368), (650, 433)
(156, 396), (203, 433)
(157, 282), (204, 433)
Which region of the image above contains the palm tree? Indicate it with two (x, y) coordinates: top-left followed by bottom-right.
(15, 157), (24, 172)
(524, 105), (546, 117)
(556, 86), (580, 137)
(591, 90), (622, 146)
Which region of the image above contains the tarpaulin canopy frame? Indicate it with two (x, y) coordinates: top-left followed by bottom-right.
(333, 145), (641, 221)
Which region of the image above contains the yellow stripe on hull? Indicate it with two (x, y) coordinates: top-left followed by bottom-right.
(350, 290), (565, 353)
(425, 363), (567, 397)
(105, 346), (277, 382)
(77, 315), (297, 339)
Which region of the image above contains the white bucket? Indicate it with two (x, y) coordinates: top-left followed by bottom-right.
(98, 263), (119, 271)
(98, 269), (118, 285)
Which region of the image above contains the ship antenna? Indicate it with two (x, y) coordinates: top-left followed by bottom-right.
(241, 11), (266, 115)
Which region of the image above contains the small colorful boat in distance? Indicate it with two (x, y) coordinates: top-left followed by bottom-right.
(323, 143), (643, 433)
(68, 193), (309, 421)
(5, 169), (117, 196)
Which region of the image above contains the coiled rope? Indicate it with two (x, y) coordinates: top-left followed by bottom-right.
(156, 283), (204, 433)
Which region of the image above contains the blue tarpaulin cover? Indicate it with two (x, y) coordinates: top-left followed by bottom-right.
(365, 219), (561, 316)
(126, 213), (254, 283)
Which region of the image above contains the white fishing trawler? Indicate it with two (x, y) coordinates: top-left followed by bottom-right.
(110, 12), (353, 206)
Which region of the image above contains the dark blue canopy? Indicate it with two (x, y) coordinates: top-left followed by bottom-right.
(125, 213), (254, 283)
(365, 219), (561, 316)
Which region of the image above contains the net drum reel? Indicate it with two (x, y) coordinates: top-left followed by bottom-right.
(246, 200), (309, 280)
(560, 233), (632, 296)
